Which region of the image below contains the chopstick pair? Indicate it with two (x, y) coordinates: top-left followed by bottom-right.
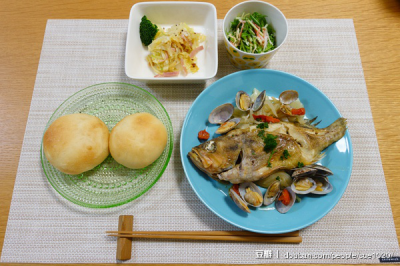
(107, 229), (302, 243)
(111, 215), (302, 261)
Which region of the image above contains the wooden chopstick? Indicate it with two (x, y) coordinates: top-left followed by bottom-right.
(106, 230), (301, 243)
(106, 230), (299, 237)
(107, 233), (301, 243)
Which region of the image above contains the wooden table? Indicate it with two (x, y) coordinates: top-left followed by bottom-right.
(1, 0), (399, 265)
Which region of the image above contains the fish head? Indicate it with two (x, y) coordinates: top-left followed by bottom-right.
(188, 138), (241, 178)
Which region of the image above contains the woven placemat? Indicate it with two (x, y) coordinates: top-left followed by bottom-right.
(1, 19), (399, 264)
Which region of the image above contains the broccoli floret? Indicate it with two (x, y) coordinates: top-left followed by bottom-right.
(139, 16), (158, 46)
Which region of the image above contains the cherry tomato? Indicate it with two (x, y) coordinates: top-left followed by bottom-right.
(278, 189), (291, 206)
(198, 129), (210, 140)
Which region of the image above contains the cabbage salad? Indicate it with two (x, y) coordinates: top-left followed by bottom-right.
(146, 23), (206, 77)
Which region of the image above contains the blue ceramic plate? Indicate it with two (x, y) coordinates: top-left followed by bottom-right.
(180, 69), (353, 233)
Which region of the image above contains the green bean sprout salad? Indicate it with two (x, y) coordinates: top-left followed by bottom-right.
(226, 12), (276, 54)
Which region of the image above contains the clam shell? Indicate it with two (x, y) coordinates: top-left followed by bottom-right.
(311, 176), (333, 195)
(236, 91), (252, 111)
(252, 90), (266, 112)
(229, 188), (250, 213)
(275, 187), (296, 214)
(215, 118), (240, 134)
(291, 177), (317, 194)
(292, 167), (318, 178)
(239, 182), (263, 207)
(208, 103), (234, 124)
(310, 164), (333, 176)
(279, 90), (299, 105)
(263, 180), (281, 206)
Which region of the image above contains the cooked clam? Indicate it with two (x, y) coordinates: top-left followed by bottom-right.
(251, 90), (266, 112)
(279, 90), (299, 105)
(291, 177), (317, 194)
(280, 104), (294, 116)
(310, 164), (334, 176)
(275, 187), (296, 214)
(263, 180), (280, 206)
(239, 182), (263, 207)
(236, 91), (252, 111)
(311, 176), (333, 195)
(208, 103), (234, 124)
(229, 187), (250, 213)
(215, 118), (240, 134)
(292, 167), (318, 178)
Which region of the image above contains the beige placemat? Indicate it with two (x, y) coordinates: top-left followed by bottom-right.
(1, 19), (399, 264)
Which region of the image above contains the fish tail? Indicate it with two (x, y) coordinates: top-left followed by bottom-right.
(323, 118), (347, 144)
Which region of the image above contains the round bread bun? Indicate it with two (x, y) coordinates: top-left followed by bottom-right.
(43, 113), (110, 175)
(109, 112), (168, 169)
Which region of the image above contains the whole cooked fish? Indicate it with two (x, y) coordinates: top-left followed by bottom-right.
(188, 118), (347, 184)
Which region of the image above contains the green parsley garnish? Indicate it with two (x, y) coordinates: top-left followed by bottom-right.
(258, 130), (278, 167)
(276, 176), (281, 181)
(263, 134), (278, 153)
(296, 195), (302, 203)
(256, 122), (269, 129)
(297, 162), (304, 168)
(258, 130), (278, 152)
(280, 149), (290, 160)
(266, 149), (276, 168)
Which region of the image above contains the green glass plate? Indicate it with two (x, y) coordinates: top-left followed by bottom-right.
(40, 82), (173, 208)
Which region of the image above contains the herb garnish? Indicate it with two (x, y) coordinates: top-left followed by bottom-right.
(276, 176), (281, 181)
(256, 122), (269, 129)
(280, 149), (290, 160)
(297, 162), (304, 168)
(257, 129), (265, 138)
(295, 195), (302, 203)
(266, 150), (276, 167)
(263, 134), (277, 153)
(258, 130), (278, 167)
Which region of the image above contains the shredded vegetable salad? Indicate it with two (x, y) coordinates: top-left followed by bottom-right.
(226, 12), (276, 54)
(146, 23), (206, 77)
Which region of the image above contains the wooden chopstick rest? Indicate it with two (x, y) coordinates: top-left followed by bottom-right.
(116, 215), (133, 261)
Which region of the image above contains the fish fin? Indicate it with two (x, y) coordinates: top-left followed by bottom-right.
(310, 152), (325, 164)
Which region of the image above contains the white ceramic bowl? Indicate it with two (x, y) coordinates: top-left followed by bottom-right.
(125, 2), (218, 83)
(223, 0), (288, 69)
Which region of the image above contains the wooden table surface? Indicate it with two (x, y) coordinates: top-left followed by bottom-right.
(1, 0), (399, 265)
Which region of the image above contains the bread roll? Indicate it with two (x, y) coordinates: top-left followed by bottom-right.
(109, 113), (168, 169)
(43, 113), (110, 175)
